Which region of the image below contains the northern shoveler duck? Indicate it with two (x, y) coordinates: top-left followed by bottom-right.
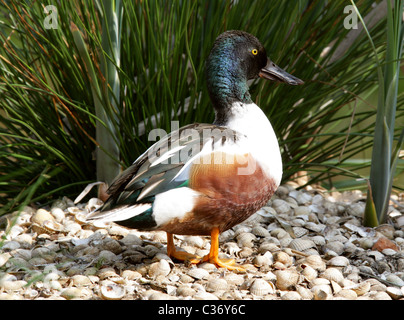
(87, 30), (303, 271)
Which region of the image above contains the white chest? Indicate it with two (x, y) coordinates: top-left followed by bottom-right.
(223, 102), (283, 186)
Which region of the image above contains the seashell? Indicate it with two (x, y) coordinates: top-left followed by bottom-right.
(100, 281), (125, 300)
(236, 232), (256, 248)
(327, 256), (349, 267)
(375, 224), (395, 240)
(249, 279), (275, 296)
(346, 202), (365, 217)
(258, 242), (280, 254)
(336, 289), (357, 299)
(300, 265), (318, 281)
(224, 273), (245, 286)
(42, 219), (63, 233)
(253, 252), (274, 267)
(320, 268), (344, 285)
(302, 255), (326, 272)
(223, 242), (241, 256)
(31, 209), (54, 225)
(270, 228), (289, 240)
(273, 251), (293, 267)
(311, 235), (326, 246)
(183, 236), (205, 248)
(233, 225), (252, 237)
(288, 238), (316, 252)
(100, 238), (123, 255)
(292, 227), (309, 238)
(193, 291), (219, 300)
(371, 291), (392, 300)
(97, 267), (118, 280)
(85, 198), (104, 212)
(350, 281), (371, 296)
(386, 287), (404, 300)
(271, 199), (292, 215)
(304, 221), (325, 233)
(72, 274), (92, 287)
(322, 241), (344, 255)
(330, 280), (342, 294)
(296, 285), (314, 300)
(0, 253), (11, 268)
(275, 269), (302, 291)
(60, 287), (84, 300)
(206, 278), (228, 292)
(177, 285), (196, 297)
(275, 185), (290, 198)
(187, 267), (209, 280)
(294, 206), (312, 216)
(285, 197), (298, 208)
(281, 291), (302, 300)
(312, 285), (332, 300)
(50, 208), (65, 224)
(148, 259), (171, 278)
(289, 190), (312, 205)
(238, 247), (253, 258)
(252, 225), (270, 237)
(385, 274), (404, 287)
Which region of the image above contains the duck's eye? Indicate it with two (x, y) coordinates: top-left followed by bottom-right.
(251, 49), (258, 56)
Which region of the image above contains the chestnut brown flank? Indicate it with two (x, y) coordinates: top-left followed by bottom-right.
(161, 152), (277, 235)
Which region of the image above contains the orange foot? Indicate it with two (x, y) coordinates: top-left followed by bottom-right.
(166, 232), (201, 264)
(166, 229), (245, 272)
(201, 227), (245, 272)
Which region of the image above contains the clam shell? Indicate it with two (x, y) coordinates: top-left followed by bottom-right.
(320, 268), (344, 285)
(252, 225), (270, 237)
(350, 281), (371, 296)
(187, 267), (209, 280)
(275, 269), (302, 291)
(288, 239), (316, 252)
(236, 232), (256, 248)
(300, 265), (318, 281)
(100, 281), (125, 300)
(273, 251), (293, 267)
(148, 259), (171, 278)
(336, 289), (357, 299)
(206, 278), (228, 292)
(253, 252), (274, 267)
(386, 286), (404, 300)
(249, 279), (275, 296)
(302, 255), (326, 272)
(176, 285), (196, 297)
(327, 256), (349, 267)
(31, 209), (54, 225)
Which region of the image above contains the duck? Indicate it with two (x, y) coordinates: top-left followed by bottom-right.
(86, 30), (303, 271)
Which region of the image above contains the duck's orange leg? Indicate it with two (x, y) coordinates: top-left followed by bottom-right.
(202, 227), (245, 272)
(166, 232), (201, 264)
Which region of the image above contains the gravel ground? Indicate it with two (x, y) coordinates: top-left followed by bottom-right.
(0, 183), (403, 300)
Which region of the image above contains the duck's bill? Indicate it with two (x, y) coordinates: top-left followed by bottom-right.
(259, 59), (304, 85)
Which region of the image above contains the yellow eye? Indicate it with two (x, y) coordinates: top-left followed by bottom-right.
(251, 49), (258, 55)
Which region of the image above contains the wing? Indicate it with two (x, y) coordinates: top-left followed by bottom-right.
(86, 122), (245, 222)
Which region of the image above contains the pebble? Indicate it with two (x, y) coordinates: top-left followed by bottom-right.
(0, 185), (402, 300)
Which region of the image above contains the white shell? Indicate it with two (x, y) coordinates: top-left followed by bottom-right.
(249, 279), (275, 296)
(206, 278), (228, 292)
(302, 255), (326, 272)
(275, 269), (302, 290)
(320, 268), (344, 285)
(148, 259), (171, 278)
(288, 239), (316, 252)
(187, 268), (209, 280)
(100, 281), (125, 300)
